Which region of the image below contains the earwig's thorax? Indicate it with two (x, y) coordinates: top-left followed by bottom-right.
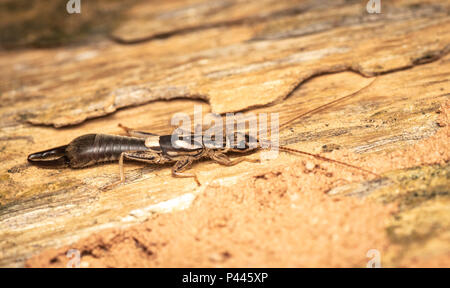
(159, 134), (204, 158)
(226, 132), (259, 153)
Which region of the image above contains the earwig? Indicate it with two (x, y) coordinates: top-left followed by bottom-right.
(28, 79), (380, 187)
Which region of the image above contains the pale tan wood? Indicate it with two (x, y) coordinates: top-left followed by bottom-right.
(0, 0), (448, 127)
(0, 0), (448, 267)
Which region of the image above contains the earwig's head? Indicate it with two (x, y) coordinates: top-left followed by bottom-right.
(228, 132), (259, 152)
(27, 145), (70, 168)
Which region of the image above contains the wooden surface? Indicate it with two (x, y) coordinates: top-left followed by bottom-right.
(1, 0), (449, 127)
(0, 0), (449, 267)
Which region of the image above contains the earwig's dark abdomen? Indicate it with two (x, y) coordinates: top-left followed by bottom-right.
(66, 134), (147, 168)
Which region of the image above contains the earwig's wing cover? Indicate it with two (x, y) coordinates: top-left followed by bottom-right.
(27, 145), (69, 168)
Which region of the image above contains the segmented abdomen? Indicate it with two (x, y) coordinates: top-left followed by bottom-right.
(66, 134), (147, 168)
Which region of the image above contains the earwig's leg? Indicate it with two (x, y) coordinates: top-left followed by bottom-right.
(118, 151), (125, 183)
(211, 153), (260, 166)
(103, 152), (126, 189)
(103, 151), (164, 190)
(118, 123), (158, 138)
(172, 157), (200, 186)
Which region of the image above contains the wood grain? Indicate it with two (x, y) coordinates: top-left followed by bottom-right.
(0, 0), (449, 267)
(1, 0), (448, 127)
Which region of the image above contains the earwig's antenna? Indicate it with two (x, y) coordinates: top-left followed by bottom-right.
(279, 77), (377, 131)
(265, 77), (380, 177)
(207, 78), (377, 137)
(277, 146), (381, 177)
